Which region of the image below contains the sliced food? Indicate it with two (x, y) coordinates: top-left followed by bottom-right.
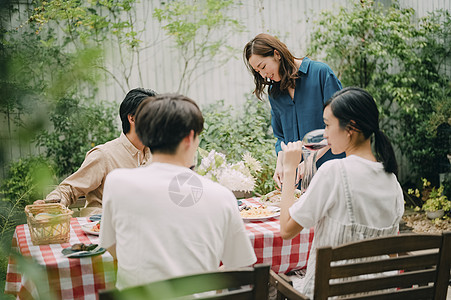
(259, 189), (301, 207)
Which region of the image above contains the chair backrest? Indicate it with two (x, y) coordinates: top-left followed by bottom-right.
(99, 264), (270, 300)
(313, 232), (451, 300)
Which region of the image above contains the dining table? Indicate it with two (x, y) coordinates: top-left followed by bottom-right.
(241, 197), (314, 273)
(5, 197), (314, 300)
(5, 218), (116, 300)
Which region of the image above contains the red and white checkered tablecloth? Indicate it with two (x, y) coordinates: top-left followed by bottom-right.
(5, 218), (115, 300)
(242, 198), (314, 274)
(5, 200), (313, 299)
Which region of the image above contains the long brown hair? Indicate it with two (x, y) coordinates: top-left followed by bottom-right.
(243, 33), (299, 100)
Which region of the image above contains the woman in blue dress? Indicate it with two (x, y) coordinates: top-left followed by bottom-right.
(244, 33), (345, 188)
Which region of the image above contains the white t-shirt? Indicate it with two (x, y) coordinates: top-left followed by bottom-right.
(100, 162), (257, 290)
(289, 155), (404, 229)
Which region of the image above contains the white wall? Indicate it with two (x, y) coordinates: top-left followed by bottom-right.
(97, 0), (352, 108)
(95, 0), (450, 109)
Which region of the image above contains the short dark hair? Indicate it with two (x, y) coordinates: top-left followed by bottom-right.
(135, 94), (204, 154)
(120, 88), (157, 134)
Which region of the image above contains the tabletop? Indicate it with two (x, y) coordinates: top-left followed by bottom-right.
(5, 218), (115, 300)
(5, 198), (314, 299)
(241, 198), (314, 274)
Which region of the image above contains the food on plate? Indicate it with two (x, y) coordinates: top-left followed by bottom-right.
(240, 205), (275, 218)
(259, 189), (301, 206)
(71, 243), (97, 251)
(91, 221), (100, 232)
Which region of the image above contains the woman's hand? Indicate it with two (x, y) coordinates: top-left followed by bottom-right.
(279, 141), (304, 240)
(296, 161), (304, 185)
(281, 141), (303, 172)
(273, 151), (284, 189)
(33, 200), (46, 205)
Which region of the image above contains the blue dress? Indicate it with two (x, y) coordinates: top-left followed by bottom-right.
(269, 57), (345, 168)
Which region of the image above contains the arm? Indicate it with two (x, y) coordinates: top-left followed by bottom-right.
(279, 142), (304, 240)
(322, 72), (342, 104)
(107, 244), (117, 260)
(274, 151), (284, 189)
(44, 149), (107, 207)
(99, 173), (117, 258)
(271, 107), (285, 188)
(221, 192), (257, 268)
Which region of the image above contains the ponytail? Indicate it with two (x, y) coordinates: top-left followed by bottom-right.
(327, 87), (399, 175)
(374, 129), (398, 175)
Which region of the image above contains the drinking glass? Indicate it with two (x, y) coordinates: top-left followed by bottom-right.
(300, 129), (328, 193)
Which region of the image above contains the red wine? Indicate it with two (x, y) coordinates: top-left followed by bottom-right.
(304, 143), (327, 151)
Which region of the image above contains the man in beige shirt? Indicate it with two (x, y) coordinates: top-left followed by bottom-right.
(35, 88), (156, 216)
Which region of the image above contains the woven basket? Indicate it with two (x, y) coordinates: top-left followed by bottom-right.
(25, 203), (73, 245)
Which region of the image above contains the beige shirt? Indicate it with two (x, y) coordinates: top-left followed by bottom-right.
(46, 133), (151, 212)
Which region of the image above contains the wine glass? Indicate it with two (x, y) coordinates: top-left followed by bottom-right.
(300, 129), (328, 193)
(302, 129), (328, 151)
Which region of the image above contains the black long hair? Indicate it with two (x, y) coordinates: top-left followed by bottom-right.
(325, 87), (398, 175)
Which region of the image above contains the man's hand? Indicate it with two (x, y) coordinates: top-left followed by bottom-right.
(33, 199), (60, 205)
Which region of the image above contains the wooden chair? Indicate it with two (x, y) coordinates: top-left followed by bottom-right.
(270, 270), (309, 300)
(314, 232), (451, 300)
(98, 264), (270, 300)
(270, 232), (450, 300)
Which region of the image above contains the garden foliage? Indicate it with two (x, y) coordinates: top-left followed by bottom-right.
(308, 0), (451, 186)
(200, 96), (277, 195)
(0, 2), (126, 294)
(0, 156), (57, 298)
(35, 97), (119, 178)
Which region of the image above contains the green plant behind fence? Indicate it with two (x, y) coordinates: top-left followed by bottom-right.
(308, 0), (451, 185)
(154, 0), (244, 94)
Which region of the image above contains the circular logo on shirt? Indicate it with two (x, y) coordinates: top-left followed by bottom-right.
(168, 172), (203, 207)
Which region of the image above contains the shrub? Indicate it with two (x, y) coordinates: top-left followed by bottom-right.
(200, 95), (277, 195)
(0, 156), (56, 206)
(307, 1), (451, 184)
(35, 97), (119, 178)
(0, 156), (57, 253)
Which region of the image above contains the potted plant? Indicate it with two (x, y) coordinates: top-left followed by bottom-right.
(409, 178), (451, 219)
(422, 185), (451, 219)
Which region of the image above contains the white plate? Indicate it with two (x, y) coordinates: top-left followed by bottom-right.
(259, 189), (302, 207)
(81, 221), (100, 235)
(241, 206), (280, 222)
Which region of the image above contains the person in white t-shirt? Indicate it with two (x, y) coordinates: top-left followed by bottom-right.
(278, 87), (404, 298)
(100, 93), (257, 290)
